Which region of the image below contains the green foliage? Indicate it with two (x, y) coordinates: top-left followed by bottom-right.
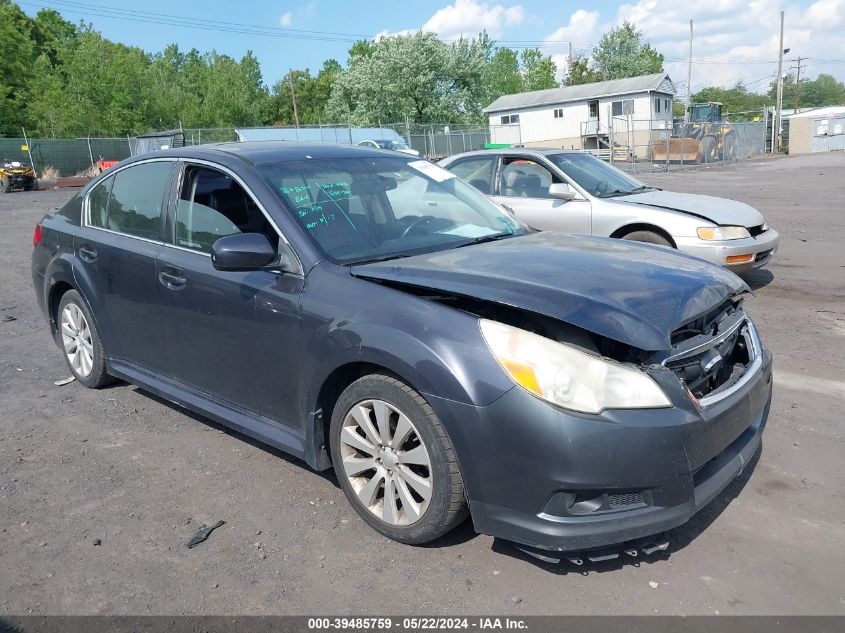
(269, 59), (342, 125)
(0, 0), (35, 135)
(325, 31), (497, 124)
(520, 49), (557, 92)
(767, 73), (845, 109)
(691, 83), (769, 117)
(566, 55), (602, 86)
(567, 21), (663, 85)
(592, 22), (663, 80)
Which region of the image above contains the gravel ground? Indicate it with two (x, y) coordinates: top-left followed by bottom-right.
(1, 153), (843, 615)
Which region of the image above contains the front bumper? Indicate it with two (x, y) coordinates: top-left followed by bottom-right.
(425, 349), (772, 552)
(675, 229), (779, 272)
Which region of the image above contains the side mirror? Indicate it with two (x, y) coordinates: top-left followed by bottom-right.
(548, 182), (576, 201)
(211, 233), (277, 271)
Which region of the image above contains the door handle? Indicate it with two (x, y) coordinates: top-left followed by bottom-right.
(78, 244), (97, 263)
(158, 269), (187, 290)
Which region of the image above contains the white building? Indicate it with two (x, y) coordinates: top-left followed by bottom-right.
(484, 72), (676, 159)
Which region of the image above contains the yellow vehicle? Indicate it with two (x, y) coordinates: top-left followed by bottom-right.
(653, 102), (737, 164)
(0, 159), (39, 192)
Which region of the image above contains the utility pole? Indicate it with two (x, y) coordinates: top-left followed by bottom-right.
(288, 69), (300, 129)
(568, 41), (573, 83)
(685, 20), (693, 122)
(791, 56), (806, 113)
(774, 10), (785, 152)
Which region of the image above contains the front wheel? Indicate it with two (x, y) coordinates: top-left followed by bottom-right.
(57, 290), (113, 388)
(620, 230), (672, 247)
(329, 374), (468, 544)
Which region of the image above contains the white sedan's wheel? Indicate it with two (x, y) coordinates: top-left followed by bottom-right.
(339, 399), (432, 526)
(61, 303), (94, 377)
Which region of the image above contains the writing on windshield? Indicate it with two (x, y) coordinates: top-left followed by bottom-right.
(281, 182), (358, 231)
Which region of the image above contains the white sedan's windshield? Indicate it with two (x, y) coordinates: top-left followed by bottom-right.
(548, 153), (652, 198)
(260, 157), (523, 264)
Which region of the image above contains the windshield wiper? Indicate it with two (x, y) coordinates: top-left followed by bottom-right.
(347, 253), (411, 265)
(597, 185), (654, 198)
(455, 232), (516, 248)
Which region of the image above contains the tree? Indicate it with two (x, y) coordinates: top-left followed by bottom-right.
(590, 21), (663, 81)
(520, 48), (557, 91)
(326, 32), (490, 124)
(482, 48), (521, 103)
(0, 0), (35, 135)
(691, 82), (769, 117)
(269, 59), (341, 125)
(566, 55), (601, 86)
(769, 72), (845, 109)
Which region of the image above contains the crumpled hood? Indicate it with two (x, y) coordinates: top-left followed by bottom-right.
(351, 232), (749, 351)
(622, 190), (765, 227)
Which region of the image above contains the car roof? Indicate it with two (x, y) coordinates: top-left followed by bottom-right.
(126, 141), (394, 167)
(443, 148), (588, 161)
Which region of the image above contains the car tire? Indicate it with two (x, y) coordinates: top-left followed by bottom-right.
(56, 290), (114, 389)
(621, 230), (672, 247)
(329, 373), (468, 544)
(703, 136), (717, 163)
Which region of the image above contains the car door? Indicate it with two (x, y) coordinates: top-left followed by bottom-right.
(155, 160), (304, 426)
(489, 155), (592, 235)
(75, 159), (175, 371)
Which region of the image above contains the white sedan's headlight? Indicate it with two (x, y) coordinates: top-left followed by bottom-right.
(479, 320), (671, 414)
(697, 226), (750, 240)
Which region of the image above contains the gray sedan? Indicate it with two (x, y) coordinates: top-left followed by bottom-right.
(439, 149), (779, 272)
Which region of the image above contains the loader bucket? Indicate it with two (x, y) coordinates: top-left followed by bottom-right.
(652, 138), (703, 163)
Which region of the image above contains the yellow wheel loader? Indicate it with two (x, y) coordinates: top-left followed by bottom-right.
(652, 102), (737, 164)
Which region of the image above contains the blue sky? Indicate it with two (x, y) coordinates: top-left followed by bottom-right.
(20, 0), (845, 93)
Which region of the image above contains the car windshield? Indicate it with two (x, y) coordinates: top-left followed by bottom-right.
(547, 152), (652, 198)
(375, 140), (408, 151)
(259, 156), (524, 264)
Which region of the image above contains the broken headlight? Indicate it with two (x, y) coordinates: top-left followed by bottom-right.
(479, 319), (671, 414)
(697, 226), (750, 240)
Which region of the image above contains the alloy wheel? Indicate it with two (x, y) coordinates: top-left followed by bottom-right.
(61, 303), (94, 377)
(339, 399), (433, 526)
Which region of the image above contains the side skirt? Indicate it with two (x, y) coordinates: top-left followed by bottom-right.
(108, 359), (308, 463)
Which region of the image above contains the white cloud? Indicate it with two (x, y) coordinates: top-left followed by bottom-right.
(543, 10), (601, 80)
(373, 28), (416, 41)
(422, 0), (525, 40)
(279, 3), (317, 28)
(544, 0), (845, 89)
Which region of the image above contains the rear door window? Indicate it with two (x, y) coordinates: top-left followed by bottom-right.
(96, 161), (173, 240)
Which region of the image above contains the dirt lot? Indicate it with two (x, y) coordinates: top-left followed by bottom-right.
(1, 154), (844, 615)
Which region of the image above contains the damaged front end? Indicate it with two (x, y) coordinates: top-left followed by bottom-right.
(653, 298), (762, 408)
(356, 276), (756, 413)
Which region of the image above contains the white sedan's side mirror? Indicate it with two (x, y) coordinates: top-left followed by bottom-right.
(548, 182), (577, 201)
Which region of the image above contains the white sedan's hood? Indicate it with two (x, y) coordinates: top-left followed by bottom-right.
(622, 190), (765, 227)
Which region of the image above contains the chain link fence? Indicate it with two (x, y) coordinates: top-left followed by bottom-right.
(600, 116), (768, 175)
(1, 113), (772, 179)
(0, 137), (132, 177)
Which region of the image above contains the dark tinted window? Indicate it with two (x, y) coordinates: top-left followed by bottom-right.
(174, 165), (278, 253)
(447, 156), (495, 194)
(105, 161), (173, 240)
(88, 175), (114, 228)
